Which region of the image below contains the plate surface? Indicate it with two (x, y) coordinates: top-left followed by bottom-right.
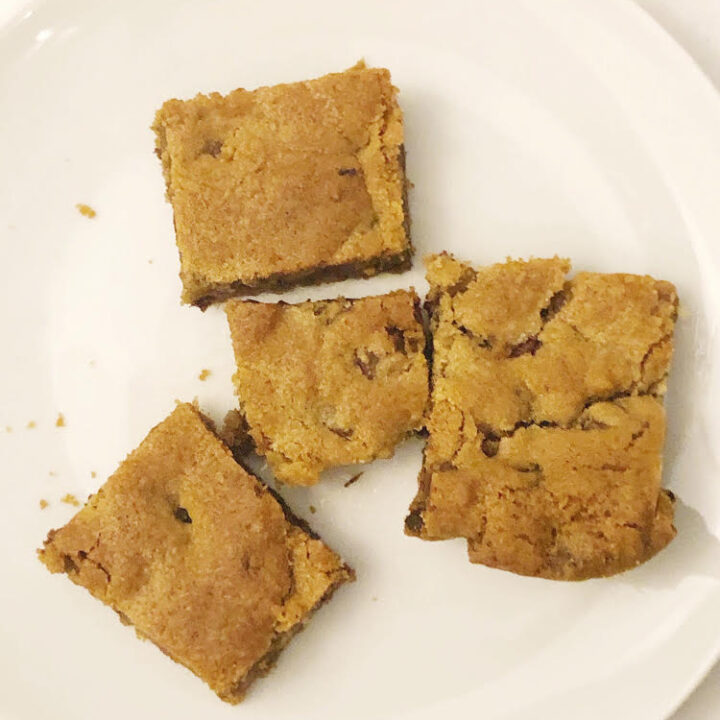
(1, 1), (720, 718)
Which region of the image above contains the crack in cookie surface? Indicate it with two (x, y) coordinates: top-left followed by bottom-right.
(407, 253), (678, 580)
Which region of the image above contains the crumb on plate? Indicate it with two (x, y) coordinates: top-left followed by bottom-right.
(344, 472), (363, 488)
(76, 203), (96, 218)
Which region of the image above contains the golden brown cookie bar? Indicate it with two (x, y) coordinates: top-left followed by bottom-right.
(38, 403), (353, 703)
(405, 253), (678, 580)
(226, 289), (429, 486)
(153, 62), (411, 308)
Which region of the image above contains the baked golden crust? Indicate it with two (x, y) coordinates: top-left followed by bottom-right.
(152, 62), (411, 306)
(38, 403), (353, 702)
(406, 253), (678, 580)
(226, 290), (429, 486)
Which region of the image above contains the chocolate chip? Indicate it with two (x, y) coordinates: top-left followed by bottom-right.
(455, 324), (492, 349)
(540, 290), (567, 321)
(508, 335), (542, 358)
(446, 267), (478, 298)
(201, 139), (223, 157)
(405, 511), (424, 533)
(354, 350), (379, 379)
(385, 326), (406, 354)
(63, 555), (78, 573)
(338, 167), (357, 176)
(174, 506), (192, 524)
(481, 435), (500, 457)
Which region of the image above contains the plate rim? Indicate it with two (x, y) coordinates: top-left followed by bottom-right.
(2, 0), (720, 718)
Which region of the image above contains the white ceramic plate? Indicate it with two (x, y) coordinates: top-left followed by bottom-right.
(2, 0), (720, 718)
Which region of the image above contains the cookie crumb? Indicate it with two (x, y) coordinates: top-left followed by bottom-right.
(372, 596), (378, 602)
(55, 413), (65, 427)
(5, 425), (12, 433)
(219, 409), (253, 457)
(198, 368), (211, 381)
(61, 493), (80, 507)
(76, 203), (96, 218)
(39, 499), (49, 509)
(309, 505), (317, 514)
(91, 471), (97, 479)
(49, 470), (57, 477)
(344, 472), (363, 488)
(148, 259), (154, 264)
(27, 420), (36, 429)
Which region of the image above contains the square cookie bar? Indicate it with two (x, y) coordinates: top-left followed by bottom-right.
(39, 403), (353, 702)
(153, 62), (411, 307)
(405, 254), (678, 580)
(226, 289), (429, 486)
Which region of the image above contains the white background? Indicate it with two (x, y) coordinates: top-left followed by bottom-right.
(637, 3), (720, 718)
(0, 0), (718, 718)
(637, 3), (720, 717)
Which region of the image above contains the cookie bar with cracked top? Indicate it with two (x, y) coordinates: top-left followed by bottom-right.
(38, 403), (353, 702)
(226, 289), (429, 486)
(405, 253), (678, 580)
(153, 62), (411, 307)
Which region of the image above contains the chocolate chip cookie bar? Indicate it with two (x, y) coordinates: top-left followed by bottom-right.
(405, 253), (678, 580)
(153, 62), (411, 307)
(226, 289), (429, 486)
(38, 403), (353, 702)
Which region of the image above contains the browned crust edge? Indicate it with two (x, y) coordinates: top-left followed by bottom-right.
(223, 561), (353, 703)
(173, 142), (413, 309)
(190, 248), (413, 310)
(223, 482), (354, 702)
